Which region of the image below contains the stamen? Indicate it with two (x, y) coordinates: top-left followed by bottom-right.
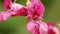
(27, 0), (30, 2)
(14, 0), (17, 3)
(26, 0), (31, 8)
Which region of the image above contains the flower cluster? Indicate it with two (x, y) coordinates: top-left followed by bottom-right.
(0, 0), (60, 34)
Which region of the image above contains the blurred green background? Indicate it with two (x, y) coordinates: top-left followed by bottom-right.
(0, 0), (60, 34)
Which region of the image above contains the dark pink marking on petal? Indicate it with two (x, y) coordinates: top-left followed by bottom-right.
(3, 0), (12, 10)
(11, 7), (27, 16)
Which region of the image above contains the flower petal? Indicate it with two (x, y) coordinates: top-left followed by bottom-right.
(3, 0), (12, 10)
(1, 11), (11, 21)
(9, 3), (27, 16)
(40, 21), (48, 34)
(53, 27), (60, 34)
(27, 21), (40, 34)
(27, 0), (45, 20)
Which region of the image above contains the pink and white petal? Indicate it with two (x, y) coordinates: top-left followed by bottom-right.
(12, 7), (27, 16)
(10, 3), (24, 11)
(27, 21), (40, 34)
(9, 3), (27, 16)
(47, 22), (57, 34)
(1, 12), (11, 21)
(53, 27), (60, 34)
(40, 21), (48, 34)
(27, 21), (35, 32)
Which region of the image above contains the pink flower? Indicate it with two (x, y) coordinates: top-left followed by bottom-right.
(0, 0), (27, 22)
(3, 0), (60, 34)
(4, 0), (27, 16)
(27, 20), (40, 34)
(26, 0), (46, 34)
(27, 0), (45, 20)
(27, 20), (48, 34)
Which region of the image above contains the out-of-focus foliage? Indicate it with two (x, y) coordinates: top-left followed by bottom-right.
(0, 0), (60, 34)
